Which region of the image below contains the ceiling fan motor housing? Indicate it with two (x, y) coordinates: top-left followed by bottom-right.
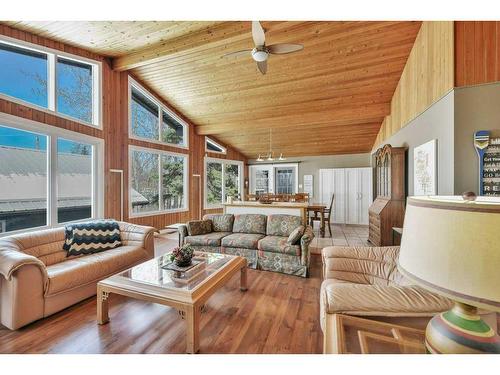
(251, 47), (269, 62)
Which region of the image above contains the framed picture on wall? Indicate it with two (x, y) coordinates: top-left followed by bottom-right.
(413, 139), (437, 195)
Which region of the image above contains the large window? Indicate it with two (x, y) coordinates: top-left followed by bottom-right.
(129, 78), (188, 148)
(0, 37), (100, 126)
(130, 146), (188, 216)
(0, 114), (103, 236)
(205, 157), (243, 208)
(57, 138), (93, 223)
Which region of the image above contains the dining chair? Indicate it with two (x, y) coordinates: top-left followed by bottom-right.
(310, 193), (335, 237)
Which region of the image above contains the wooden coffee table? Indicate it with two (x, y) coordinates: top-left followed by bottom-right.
(96, 252), (248, 354)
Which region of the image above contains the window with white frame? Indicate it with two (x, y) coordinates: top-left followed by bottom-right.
(0, 37), (101, 126)
(205, 157), (243, 208)
(129, 146), (188, 216)
(129, 78), (188, 148)
(0, 114), (103, 236)
(205, 137), (226, 154)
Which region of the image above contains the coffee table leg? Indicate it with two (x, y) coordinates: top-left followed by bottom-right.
(240, 266), (248, 292)
(185, 304), (200, 354)
(97, 286), (109, 325)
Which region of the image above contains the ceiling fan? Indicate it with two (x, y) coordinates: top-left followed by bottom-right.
(223, 21), (304, 75)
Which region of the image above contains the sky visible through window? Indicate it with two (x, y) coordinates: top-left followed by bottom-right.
(0, 44), (48, 108)
(0, 42), (94, 127)
(0, 126), (79, 153)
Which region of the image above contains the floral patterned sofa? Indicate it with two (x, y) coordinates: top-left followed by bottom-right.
(178, 214), (314, 277)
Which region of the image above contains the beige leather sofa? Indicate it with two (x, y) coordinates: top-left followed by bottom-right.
(320, 246), (454, 345)
(0, 222), (155, 330)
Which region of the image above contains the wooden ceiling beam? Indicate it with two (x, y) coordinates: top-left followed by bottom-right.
(112, 21), (297, 71)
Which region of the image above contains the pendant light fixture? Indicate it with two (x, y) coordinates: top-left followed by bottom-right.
(257, 128), (285, 162)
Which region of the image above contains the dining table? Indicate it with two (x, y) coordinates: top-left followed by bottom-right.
(307, 203), (327, 238)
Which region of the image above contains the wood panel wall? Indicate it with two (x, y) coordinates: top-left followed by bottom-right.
(455, 21), (500, 87)
(372, 21), (455, 148)
(0, 25), (247, 231)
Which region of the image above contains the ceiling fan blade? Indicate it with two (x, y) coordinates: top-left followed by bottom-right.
(222, 49), (252, 58)
(257, 60), (267, 75)
(252, 21), (266, 47)
(267, 43), (304, 54)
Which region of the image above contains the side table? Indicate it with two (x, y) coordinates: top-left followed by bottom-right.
(324, 314), (426, 354)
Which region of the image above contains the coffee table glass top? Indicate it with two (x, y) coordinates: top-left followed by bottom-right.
(115, 252), (234, 291)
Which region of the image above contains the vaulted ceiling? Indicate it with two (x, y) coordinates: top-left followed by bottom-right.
(3, 21), (422, 158)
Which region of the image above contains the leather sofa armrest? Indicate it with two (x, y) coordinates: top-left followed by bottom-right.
(300, 225), (315, 266)
(0, 240), (48, 282)
(322, 246), (401, 284)
(178, 224), (188, 245)
(118, 222), (156, 258)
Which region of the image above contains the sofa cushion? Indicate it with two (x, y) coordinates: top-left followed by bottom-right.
(46, 245), (148, 296)
(63, 220), (122, 257)
(266, 214), (302, 237)
(287, 225), (305, 245)
(203, 214), (234, 232)
(320, 279), (453, 317)
(233, 214), (267, 235)
(186, 220), (212, 236)
(221, 233), (265, 250)
(258, 236), (301, 256)
(184, 232), (232, 247)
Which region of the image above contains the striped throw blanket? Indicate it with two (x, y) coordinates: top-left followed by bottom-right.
(63, 220), (122, 257)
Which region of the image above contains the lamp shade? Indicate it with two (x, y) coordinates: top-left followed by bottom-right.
(398, 196), (500, 313)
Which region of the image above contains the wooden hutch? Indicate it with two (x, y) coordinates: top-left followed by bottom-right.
(368, 144), (407, 246)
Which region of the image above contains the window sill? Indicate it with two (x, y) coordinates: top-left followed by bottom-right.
(0, 93), (101, 130)
(128, 208), (189, 219)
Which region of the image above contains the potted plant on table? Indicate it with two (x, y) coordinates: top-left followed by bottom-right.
(170, 244), (195, 267)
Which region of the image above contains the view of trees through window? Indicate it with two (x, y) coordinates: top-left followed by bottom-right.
(206, 161), (222, 206)
(0, 43), (48, 108)
(56, 58), (93, 123)
(162, 111), (184, 145)
(130, 83), (186, 146)
(131, 87), (159, 140)
(162, 155), (185, 210)
(131, 149), (186, 214)
(225, 164), (240, 199)
(0, 41), (96, 125)
(206, 160), (241, 207)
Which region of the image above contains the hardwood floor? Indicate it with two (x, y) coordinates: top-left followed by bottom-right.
(0, 231), (325, 354)
(2, 225), (498, 353)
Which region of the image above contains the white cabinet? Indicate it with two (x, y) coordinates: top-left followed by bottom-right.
(319, 167), (372, 225)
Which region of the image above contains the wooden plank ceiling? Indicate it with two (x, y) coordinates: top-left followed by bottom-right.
(3, 21), (422, 157)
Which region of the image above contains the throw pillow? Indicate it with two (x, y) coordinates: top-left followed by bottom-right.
(63, 219), (122, 257)
(187, 219), (213, 236)
(287, 225), (305, 245)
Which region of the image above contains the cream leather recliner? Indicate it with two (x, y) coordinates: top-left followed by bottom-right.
(320, 246), (454, 334)
(0, 222), (155, 330)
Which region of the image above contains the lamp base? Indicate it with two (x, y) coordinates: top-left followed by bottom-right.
(425, 302), (500, 354)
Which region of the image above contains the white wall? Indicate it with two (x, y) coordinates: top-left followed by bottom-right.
(372, 90), (455, 196)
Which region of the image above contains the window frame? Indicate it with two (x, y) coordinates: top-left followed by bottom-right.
(205, 137), (227, 154)
(0, 35), (102, 128)
(128, 145), (189, 218)
(204, 156), (244, 209)
(128, 77), (189, 149)
(0, 112), (104, 238)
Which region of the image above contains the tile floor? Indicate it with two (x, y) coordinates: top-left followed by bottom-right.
(309, 223), (371, 254)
